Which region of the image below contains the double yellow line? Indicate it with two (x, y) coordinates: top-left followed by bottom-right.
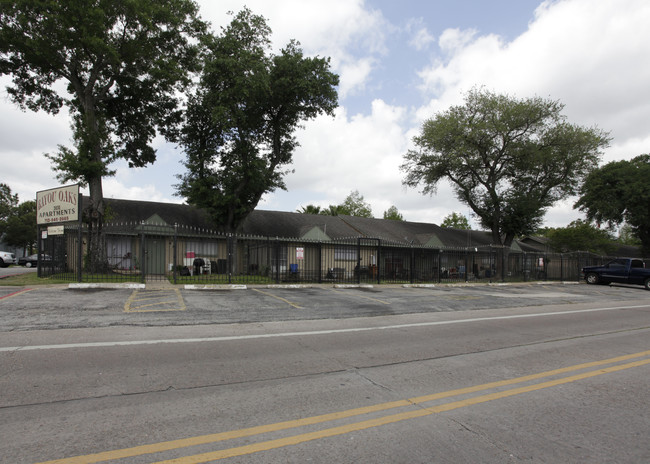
(38, 350), (650, 464)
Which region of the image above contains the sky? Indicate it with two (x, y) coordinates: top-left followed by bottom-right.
(2, 0), (649, 230)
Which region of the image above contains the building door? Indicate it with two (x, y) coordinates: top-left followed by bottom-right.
(145, 237), (166, 276)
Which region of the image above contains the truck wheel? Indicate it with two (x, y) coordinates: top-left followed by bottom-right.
(645, 278), (650, 290)
(585, 273), (600, 285)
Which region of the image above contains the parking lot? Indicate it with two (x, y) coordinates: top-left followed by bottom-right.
(1, 281), (649, 332)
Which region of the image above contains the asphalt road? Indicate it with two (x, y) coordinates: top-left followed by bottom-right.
(0, 283), (649, 463)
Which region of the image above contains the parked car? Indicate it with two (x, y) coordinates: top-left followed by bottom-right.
(0, 251), (17, 267)
(18, 254), (51, 268)
(582, 258), (650, 290)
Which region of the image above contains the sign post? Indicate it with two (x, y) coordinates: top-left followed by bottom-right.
(35, 185), (81, 279)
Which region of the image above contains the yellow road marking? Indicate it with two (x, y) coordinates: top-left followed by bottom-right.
(331, 288), (390, 305)
(153, 358), (650, 464)
(124, 289), (186, 313)
(252, 288), (303, 309)
(36, 349), (650, 464)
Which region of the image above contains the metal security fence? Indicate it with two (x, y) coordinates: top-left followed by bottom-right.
(36, 221), (647, 284)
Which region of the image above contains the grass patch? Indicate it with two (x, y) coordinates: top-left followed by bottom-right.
(0, 270), (70, 286)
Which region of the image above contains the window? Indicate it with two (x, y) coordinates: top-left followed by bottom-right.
(335, 246), (357, 261)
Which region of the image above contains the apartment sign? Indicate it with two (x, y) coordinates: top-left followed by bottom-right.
(36, 184), (80, 225)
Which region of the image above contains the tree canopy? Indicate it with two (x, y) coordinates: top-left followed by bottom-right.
(176, 8), (339, 232)
(441, 212), (470, 229)
(0, 183), (18, 228)
(0, 184), (35, 253)
(297, 205), (323, 215)
(0, 0), (206, 268)
(339, 190), (373, 218)
(401, 88), (610, 248)
(575, 154), (650, 252)
(3, 200), (37, 253)
(542, 220), (615, 254)
(296, 191), (375, 218)
(383, 205), (404, 221)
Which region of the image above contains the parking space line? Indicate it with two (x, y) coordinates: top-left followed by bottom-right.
(0, 288), (34, 301)
(124, 289), (186, 313)
(252, 288), (303, 309)
(331, 288), (390, 305)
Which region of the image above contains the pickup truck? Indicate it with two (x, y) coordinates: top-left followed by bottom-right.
(582, 258), (650, 290)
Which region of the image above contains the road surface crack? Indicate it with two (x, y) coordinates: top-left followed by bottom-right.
(449, 418), (521, 462)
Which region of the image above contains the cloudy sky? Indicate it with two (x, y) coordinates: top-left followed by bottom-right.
(2, 0), (648, 229)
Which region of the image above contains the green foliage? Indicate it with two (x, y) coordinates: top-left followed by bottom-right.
(0, 183), (19, 231)
(299, 191), (375, 218)
(543, 220), (616, 254)
(2, 200), (36, 251)
(0, 184), (33, 252)
(1, 0), (206, 272)
(297, 205), (323, 215)
(441, 212), (470, 229)
(576, 154), (650, 252)
(339, 190), (373, 218)
(383, 205), (404, 221)
(618, 223), (641, 246)
(176, 8), (339, 232)
(401, 88), (610, 247)
(320, 205), (347, 216)
(0, 0), (206, 200)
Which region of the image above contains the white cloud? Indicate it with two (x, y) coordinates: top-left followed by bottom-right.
(198, 0), (388, 98)
(438, 28), (479, 54)
(416, 0), (650, 160)
(406, 18), (436, 51)
(337, 58), (376, 99)
(411, 0), (650, 227)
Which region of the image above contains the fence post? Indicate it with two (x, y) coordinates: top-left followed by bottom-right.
(437, 250), (442, 283)
(140, 222), (146, 284)
(377, 239), (382, 284)
(356, 238), (361, 284)
(173, 224), (178, 284)
(228, 234), (234, 284)
(266, 236), (271, 283)
(77, 224), (83, 283)
(318, 241), (322, 284)
(464, 248), (469, 283)
(410, 243), (415, 284)
(490, 246), (495, 283)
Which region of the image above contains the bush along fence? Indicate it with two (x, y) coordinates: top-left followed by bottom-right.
(36, 221), (646, 285)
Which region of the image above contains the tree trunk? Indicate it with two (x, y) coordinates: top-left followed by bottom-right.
(81, 97), (109, 274)
(85, 176), (109, 273)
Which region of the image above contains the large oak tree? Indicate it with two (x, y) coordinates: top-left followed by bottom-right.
(176, 8), (338, 232)
(0, 0), (205, 269)
(402, 88), (610, 248)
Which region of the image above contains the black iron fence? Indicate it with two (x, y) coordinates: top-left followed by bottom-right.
(37, 221), (647, 285)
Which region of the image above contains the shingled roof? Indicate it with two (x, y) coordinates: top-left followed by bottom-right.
(85, 198), (214, 229)
(85, 197), (508, 249)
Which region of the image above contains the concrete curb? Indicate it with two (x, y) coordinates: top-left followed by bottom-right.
(62, 280), (584, 291)
(184, 284), (247, 290)
(69, 283), (145, 289)
(333, 284), (374, 289)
